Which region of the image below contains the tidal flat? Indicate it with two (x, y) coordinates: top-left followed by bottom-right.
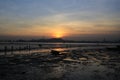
(0, 44), (120, 80)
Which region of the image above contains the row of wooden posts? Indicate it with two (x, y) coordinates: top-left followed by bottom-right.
(1, 43), (77, 55)
(2, 44), (31, 55)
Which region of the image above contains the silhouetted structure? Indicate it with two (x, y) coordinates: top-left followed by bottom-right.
(51, 50), (60, 56)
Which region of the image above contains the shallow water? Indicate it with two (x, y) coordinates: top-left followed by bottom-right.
(0, 42), (118, 55)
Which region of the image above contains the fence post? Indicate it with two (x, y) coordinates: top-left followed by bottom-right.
(11, 46), (13, 55)
(19, 46), (21, 53)
(4, 46), (7, 55)
(28, 43), (30, 54)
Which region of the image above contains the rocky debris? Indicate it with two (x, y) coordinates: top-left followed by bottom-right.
(51, 50), (60, 56)
(106, 45), (120, 51)
(0, 48), (120, 80)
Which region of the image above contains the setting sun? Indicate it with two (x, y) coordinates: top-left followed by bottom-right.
(54, 32), (63, 38)
(55, 34), (62, 38)
(51, 30), (65, 38)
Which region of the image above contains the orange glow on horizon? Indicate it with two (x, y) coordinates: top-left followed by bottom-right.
(52, 31), (65, 38)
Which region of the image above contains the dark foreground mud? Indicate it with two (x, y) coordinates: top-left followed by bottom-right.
(0, 48), (120, 80)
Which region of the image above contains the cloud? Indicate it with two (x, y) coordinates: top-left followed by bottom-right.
(0, 0), (120, 40)
(94, 24), (120, 28)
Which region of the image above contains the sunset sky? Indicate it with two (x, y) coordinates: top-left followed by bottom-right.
(0, 0), (120, 41)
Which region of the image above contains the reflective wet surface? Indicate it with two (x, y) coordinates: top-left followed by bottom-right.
(0, 43), (120, 80)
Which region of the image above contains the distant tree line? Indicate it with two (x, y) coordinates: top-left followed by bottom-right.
(0, 38), (120, 43)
